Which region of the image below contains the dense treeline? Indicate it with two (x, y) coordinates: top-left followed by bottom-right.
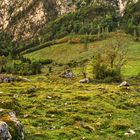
(123, 1), (140, 39)
(41, 4), (118, 42)
(40, 1), (140, 43)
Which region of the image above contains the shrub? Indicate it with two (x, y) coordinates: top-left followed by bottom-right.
(3, 59), (42, 76)
(111, 119), (131, 130)
(30, 61), (42, 75)
(86, 36), (128, 82)
(93, 62), (122, 82)
(123, 1), (140, 40)
(0, 55), (7, 72)
(0, 32), (15, 56)
(39, 59), (53, 65)
(21, 40), (56, 55)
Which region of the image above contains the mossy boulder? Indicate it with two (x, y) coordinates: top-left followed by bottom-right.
(0, 110), (24, 140)
(0, 121), (12, 140)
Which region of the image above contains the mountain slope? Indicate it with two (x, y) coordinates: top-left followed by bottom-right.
(0, 0), (138, 42)
(25, 32), (140, 77)
(0, 0), (58, 41)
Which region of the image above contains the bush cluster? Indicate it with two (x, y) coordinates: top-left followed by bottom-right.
(123, 1), (140, 40)
(93, 63), (122, 82)
(85, 36), (128, 82)
(0, 56), (43, 75)
(21, 40), (56, 55)
(2, 60), (42, 76)
(21, 33), (109, 55)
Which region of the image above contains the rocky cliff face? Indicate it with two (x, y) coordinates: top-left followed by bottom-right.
(0, 0), (57, 41)
(0, 0), (77, 41)
(56, 0), (76, 15)
(0, 0), (138, 41)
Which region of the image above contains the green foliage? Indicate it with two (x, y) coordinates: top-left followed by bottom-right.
(92, 55), (122, 82)
(15, 38), (40, 54)
(21, 40), (57, 55)
(0, 56), (7, 72)
(38, 59), (53, 65)
(8, 121), (21, 140)
(25, 32), (140, 78)
(41, 5), (118, 42)
(87, 35), (128, 81)
(22, 33), (109, 55)
(1, 58), (42, 76)
(111, 119), (131, 130)
(0, 32), (15, 57)
(123, 1), (140, 40)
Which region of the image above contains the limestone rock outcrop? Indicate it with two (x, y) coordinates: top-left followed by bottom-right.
(0, 121), (12, 140)
(0, 110), (24, 140)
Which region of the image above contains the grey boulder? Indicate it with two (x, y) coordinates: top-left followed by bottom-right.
(0, 121), (12, 140)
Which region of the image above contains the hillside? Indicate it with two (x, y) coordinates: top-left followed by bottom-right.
(25, 32), (140, 78)
(0, 71), (140, 140)
(0, 1), (140, 140)
(0, 0), (139, 43)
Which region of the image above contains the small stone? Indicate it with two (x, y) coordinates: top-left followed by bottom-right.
(47, 96), (52, 99)
(124, 129), (136, 136)
(119, 81), (130, 87)
(64, 102), (68, 105)
(82, 123), (95, 132)
(59, 70), (75, 78)
(21, 77), (31, 82)
(23, 114), (29, 118)
(124, 132), (130, 136)
(60, 126), (64, 129)
(128, 129), (135, 135)
(13, 95), (19, 98)
(6, 112), (24, 139)
(0, 121), (12, 140)
(51, 115), (55, 118)
(79, 78), (90, 83)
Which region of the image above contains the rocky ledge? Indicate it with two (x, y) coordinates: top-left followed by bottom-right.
(0, 74), (31, 83)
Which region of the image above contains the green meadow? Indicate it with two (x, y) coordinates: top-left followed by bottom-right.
(0, 1), (140, 139)
(25, 34), (140, 78)
(1, 33), (139, 139)
(0, 77), (140, 140)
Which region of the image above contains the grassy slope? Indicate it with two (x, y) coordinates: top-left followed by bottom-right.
(25, 42), (98, 64)
(25, 35), (140, 78)
(122, 42), (140, 77)
(0, 77), (140, 140)
(1, 33), (139, 139)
